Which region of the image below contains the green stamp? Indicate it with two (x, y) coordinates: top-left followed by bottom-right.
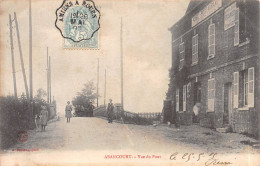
(55, 0), (100, 49)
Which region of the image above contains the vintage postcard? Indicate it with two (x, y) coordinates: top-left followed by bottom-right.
(0, 0), (260, 166)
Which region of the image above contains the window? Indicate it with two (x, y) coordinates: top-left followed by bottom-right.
(176, 88), (179, 111)
(183, 85), (187, 111)
(233, 72), (239, 108)
(224, 2), (237, 30)
(234, 8), (239, 46)
(179, 42), (185, 69)
(242, 70), (248, 106)
(192, 34), (198, 65)
(233, 67), (255, 108)
(208, 23), (215, 59)
(248, 67), (254, 107)
(208, 78), (215, 111)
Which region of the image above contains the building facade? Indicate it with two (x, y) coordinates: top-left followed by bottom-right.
(168, 0), (259, 137)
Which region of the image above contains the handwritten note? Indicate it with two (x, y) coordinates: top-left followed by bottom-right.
(170, 152), (232, 166)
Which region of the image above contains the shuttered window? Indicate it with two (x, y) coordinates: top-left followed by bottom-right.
(192, 34), (198, 65)
(208, 78), (215, 111)
(243, 70), (248, 106)
(248, 67), (254, 107)
(183, 85), (186, 111)
(179, 42), (185, 69)
(233, 72), (239, 108)
(176, 88), (179, 111)
(234, 8), (239, 46)
(208, 23), (215, 59)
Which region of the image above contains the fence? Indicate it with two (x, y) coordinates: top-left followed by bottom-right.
(93, 105), (106, 117)
(93, 106), (161, 125)
(137, 112), (161, 120)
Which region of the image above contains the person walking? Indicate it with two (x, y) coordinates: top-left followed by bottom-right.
(107, 99), (114, 123)
(88, 101), (95, 117)
(65, 101), (73, 123)
(40, 105), (48, 132)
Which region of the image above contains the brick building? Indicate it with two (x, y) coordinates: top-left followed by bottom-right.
(167, 0), (259, 137)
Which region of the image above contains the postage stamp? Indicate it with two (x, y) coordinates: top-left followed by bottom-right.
(55, 0), (100, 49)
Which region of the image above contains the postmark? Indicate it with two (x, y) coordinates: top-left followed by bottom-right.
(55, 0), (100, 49)
(17, 131), (28, 143)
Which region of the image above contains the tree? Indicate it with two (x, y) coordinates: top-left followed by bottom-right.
(34, 88), (47, 102)
(72, 81), (97, 117)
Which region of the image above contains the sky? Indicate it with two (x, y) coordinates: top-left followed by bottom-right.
(0, 0), (189, 115)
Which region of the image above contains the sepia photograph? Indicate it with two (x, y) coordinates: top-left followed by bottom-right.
(0, 0), (259, 166)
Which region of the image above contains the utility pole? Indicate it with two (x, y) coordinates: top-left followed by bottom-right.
(120, 17), (124, 110)
(104, 69), (106, 106)
(97, 58), (99, 107)
(47, 47), (49, 103)
(14, 12), (29, 99)
(9, 14), (17, 98)
(29, 0), (33, 100)
(49, 55), (51, 104)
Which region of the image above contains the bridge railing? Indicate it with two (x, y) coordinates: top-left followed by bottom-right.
(93, 106), (162, 125)
(93, 105), (106, 117)
(123, 111), (162, 125)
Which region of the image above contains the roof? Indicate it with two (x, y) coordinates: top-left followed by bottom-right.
(185, 0), (204, 14)
(169, 0), (206, 32)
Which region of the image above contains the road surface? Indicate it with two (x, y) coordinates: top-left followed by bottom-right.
(1, 117), (259, 165)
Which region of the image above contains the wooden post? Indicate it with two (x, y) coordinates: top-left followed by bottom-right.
(120, 17), (124, 110)
(104, 69), (106, 106)
(29, 0), (33, 100)
(9, 14), (17, 98)
(49, 55), (51, 103)
(47, 47), (49, 103)
(14, 12), (29, 99)
(97, 58), (99, 107)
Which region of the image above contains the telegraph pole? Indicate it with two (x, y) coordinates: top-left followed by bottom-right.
(120, 17), (124, 110)
(49, 55), (52, 103)
(104, 69), (106, 106)
(47, 47), (49, 103)
(29, 0), (33, 100)
(9, 14), (17, 98)
(97, 58), (99, 107)
(14, 12), (29, 99)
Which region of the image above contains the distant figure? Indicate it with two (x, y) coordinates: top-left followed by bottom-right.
(89, 102), (95, 117)
(65, 101), (73, 123)
(35, 113), (41, 132)
(107, 99), (114, 123)
(40, 105), (48, 132)
(193, 103), (201, 123)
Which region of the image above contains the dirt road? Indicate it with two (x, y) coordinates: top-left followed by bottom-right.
(1, 117), (259, 165)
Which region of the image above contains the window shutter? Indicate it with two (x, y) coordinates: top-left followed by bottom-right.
(248, 67), (254, 107)
(207, 79), (215, 111)
(176, 88), (179, 111)
(234, 8), (239, 46)
(233, 72), (239, 108)
(183, 85), (186, 111)
(212, 80), (215, 111)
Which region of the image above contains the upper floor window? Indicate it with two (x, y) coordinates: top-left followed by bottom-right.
(224, 2), (237, 30)
(192, 34), (198, 65)
(224, 2), (239, 46)
(234, 8), (239, 46)
(179, 42), (185, 69)
(208, 23), (215, 59)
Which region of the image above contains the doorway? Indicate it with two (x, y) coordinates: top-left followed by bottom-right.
(193, 82), (201, 123)
(224, 83), (232, 125)
(194, 82), (201, 105)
